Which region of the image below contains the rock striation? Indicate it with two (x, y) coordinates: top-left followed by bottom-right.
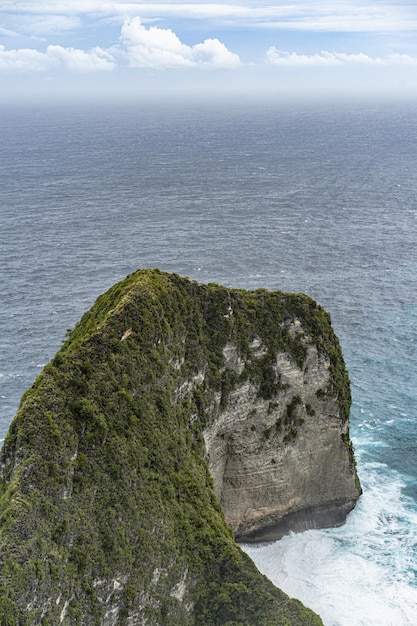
(0, 269), (360, 625)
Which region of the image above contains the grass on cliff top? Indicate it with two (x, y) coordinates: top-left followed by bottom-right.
(0, 269), (334, 625)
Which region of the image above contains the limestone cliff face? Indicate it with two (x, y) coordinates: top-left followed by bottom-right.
(0, 270), (358, 625)
(204, 328), (359, 542)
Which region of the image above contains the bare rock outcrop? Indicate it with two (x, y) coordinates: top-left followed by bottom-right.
(204, 324), (360, 542)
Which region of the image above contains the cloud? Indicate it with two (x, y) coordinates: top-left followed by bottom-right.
(127, 2), (417, 33)
(120, 16), (240, 68)
(0, 25), (20, 38)
(0, 45), (54, 71)
(46, 45), (116, 71)
(387, 52), (417, 65)
(2, 9), (417, 77)
(0, 44), (115, 72)
(193, 38), (241, 67)
(0, 17), (239, 72)
(120, 16), (195, 67)
(3, 2), (417, 33)
(22, 15), (81, 36)
(266, 47), (417, 66)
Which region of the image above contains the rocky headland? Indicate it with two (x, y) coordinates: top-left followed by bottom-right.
(0, 269), (360, 624)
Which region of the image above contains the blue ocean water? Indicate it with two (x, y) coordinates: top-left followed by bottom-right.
(1, 100), (417, 625)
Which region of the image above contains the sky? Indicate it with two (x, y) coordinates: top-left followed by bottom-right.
(2, 1), (417, 103)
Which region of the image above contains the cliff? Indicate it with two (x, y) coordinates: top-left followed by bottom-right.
(205, 325), (359, 542)
(0, 269), (360, 625)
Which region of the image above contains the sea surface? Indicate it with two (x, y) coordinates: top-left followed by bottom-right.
(1, 99), (417, 625)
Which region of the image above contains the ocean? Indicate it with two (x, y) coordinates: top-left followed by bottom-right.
(1, 99), (417, 625)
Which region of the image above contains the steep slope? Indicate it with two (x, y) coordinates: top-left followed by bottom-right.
(0, 269), (359, 625)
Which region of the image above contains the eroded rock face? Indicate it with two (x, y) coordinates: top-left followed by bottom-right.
(204, 323), (360, 542)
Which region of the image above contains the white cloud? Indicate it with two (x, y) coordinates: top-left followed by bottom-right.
(193, 38), (240, 67)
(120, 16), (195, 67)
(2, 8), (417, 77)
(387, 52), (417, 65)
(120, 16), (240, 68)
(22, 15), (81, 36)
(3, 2), (417, 33)
(46, 45), (116, 71)
(0, 43), (115, 72)
(0, 44), (55, 71)
(0, 25), (20, 37)
(266, 47), (417, 66)
(0, 17), (239, 72)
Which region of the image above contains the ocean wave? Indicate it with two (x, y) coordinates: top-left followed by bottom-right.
(243, 460), (417, 625)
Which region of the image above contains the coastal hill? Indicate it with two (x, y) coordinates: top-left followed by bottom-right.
(0, 269), (360, 624)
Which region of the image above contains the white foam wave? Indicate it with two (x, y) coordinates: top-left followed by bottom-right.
(242, 462), (417, 626)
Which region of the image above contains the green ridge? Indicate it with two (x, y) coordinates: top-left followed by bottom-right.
(0, 268), (352, 625)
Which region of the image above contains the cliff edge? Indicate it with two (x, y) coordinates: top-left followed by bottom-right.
(0, 269), (360, 625)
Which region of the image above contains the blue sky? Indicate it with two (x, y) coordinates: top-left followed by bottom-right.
(2, 1), (417, 102)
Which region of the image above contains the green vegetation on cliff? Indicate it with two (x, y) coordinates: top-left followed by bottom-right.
(0, 269), (352, 625)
